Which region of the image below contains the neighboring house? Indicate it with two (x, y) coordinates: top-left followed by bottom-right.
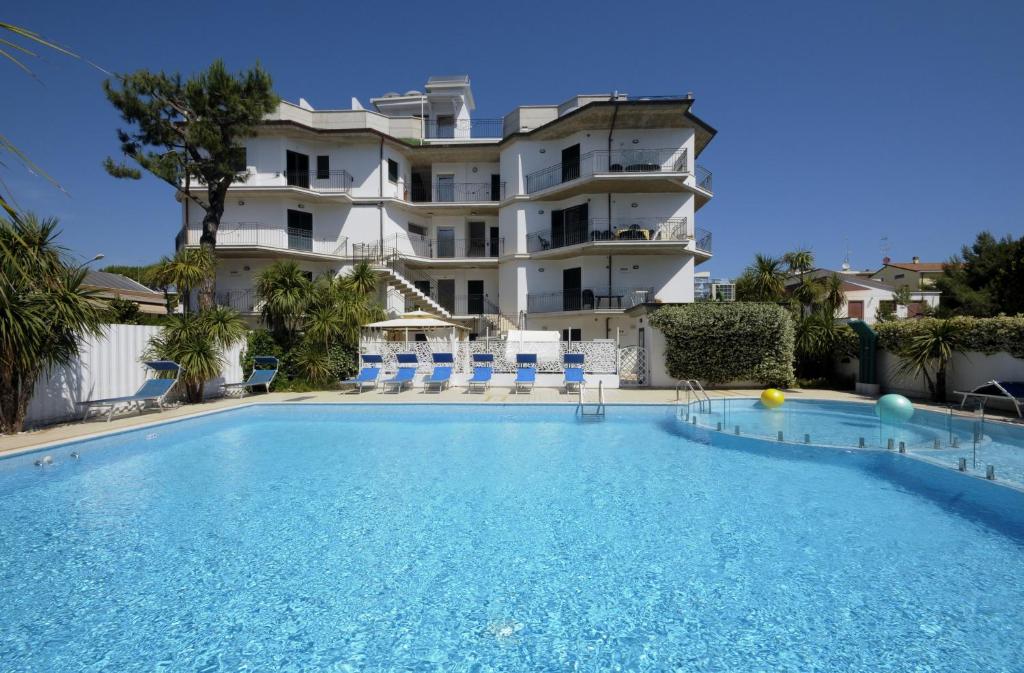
(175, 75), (716, 341)
(694, 272), (735, 301)
(871, 256), (949, 291)
(785, 269), (940, 324)
(83, 271), (167, 315)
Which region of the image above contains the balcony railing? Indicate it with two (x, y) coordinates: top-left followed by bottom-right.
(405, 293), (500, 316)
(525, 217), (689, 253)
(405, 233), (504, 259)
(526, 287), (655, 313)
(696, 227), (712, 253)
(411, 181), (505, 203)
(423, 118), (503, 139)
(525, 148), (688, 194)
(178, 222), (348, 257)
(215, 289), (258, 313)
(281, 169), (353, 192)
(696, 165), (713, 192)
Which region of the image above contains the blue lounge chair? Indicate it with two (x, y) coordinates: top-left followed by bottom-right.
(79, 360), (183, 422)
(223, 356), (279, 395)
(514, 353), (537, 394)
(467, 353), (494, 393)
(956, 380), (1024, 417)
(383, 353), (418, 393)
(563, 353), (586, 393)
(423, 353), (454, 393)
(341, 354), (383, 393)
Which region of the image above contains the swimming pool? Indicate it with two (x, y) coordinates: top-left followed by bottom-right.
(2, 404), (1023, 672)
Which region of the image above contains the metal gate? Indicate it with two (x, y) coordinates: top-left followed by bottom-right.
(617, 345), (648, 387)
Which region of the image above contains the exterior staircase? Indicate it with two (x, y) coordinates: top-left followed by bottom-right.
(372, 264), (451, 318)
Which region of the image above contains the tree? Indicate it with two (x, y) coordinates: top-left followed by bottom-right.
(935, 231), (1024, 316)
(103, 60), (278, 308)
(255, 260), (311, 347)
(146, 307), (246, 403)
(735, 254), (786, 302)
(150, 248), (214, 314)
(892, 319), (964, 403)
(0, 213), (107, 433)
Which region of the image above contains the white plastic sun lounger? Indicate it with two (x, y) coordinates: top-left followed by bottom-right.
(955, 380), (1024, 417)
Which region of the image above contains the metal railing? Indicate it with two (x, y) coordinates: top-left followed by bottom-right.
(411, 181), (505, 203)
(696, 227), (712, 253)
(526, 217), (688, 253)
(526, 287), (654, 313)
(178, 222), (348, 257)
(525, 148), (688, 194)
(406, 233), (504, 259)
(405, 293), (500, 316)
(215, 289), (258, 313)
(696, 165), (713, 192)
(282, 169), (353, 192)
(423, 118), (503, 139)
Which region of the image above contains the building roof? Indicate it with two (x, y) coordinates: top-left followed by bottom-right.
(84, 271), (160, 295)
(880, 262), (947, 272)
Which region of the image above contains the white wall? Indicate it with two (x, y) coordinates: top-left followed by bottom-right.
(25, 325), (245, 428)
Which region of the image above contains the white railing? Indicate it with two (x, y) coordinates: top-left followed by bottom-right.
(178, 222), (348, 257)
(360, 340), (618, 374)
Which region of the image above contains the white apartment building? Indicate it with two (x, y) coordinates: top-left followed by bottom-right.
(176, 75), (716, 342)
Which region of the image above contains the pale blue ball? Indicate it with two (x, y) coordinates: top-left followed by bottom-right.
(875, 394), (914, 423)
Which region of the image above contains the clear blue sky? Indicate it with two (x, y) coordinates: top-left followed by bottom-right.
(4, 0), (1022, 277)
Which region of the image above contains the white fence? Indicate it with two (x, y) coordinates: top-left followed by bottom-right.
(25, 324), (244, 428)
(360, 339), (618, 374)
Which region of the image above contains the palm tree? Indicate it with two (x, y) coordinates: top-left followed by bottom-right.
(146, 306), (246, 403)
(821, 273), (846, 317)
(343, 259), (378, 296)
(738, 254), (786, 302)
(783, 248), (815, 275)
(151, 248), (214, 314)
(892, 319), (964, 403)
(0, 213), (107, 433)
(255, 260), (311, 346)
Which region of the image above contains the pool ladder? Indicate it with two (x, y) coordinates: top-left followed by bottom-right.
(576, 380), (606, 420)
(676, 379), (711, 415)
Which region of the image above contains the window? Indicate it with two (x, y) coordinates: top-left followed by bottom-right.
(408, 223), (427, 237)
(232, 147), (247, 173)
(387, 158), (399, 183)
(561, 328), (582, 342)
(894, 273), (905, 279)
(316, 155), (330, 180)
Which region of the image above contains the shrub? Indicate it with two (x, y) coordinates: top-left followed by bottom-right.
(650, 303), (795, 387)
(240, 329), (357, 392)
(874, 316), (1024, 358)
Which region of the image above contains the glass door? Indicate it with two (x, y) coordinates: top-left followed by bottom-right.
(437, 227), (456, 258)
(435, 174), (455, 202)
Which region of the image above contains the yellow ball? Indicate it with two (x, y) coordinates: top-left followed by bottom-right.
(760, 388), (785, 409)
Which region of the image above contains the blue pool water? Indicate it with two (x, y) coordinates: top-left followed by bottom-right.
(2, 404), (1024, 672)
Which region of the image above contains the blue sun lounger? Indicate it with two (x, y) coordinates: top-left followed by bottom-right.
(341, 354), (383, 393)
(423, 353), (454, 393)
(467, 353), (494, 393)
(383, 353), (418, 393)
(79, 360), (183, 422)
(563, 353), (586, 393)
(514, 353), (537, 394)
(223, 356), (279, 395)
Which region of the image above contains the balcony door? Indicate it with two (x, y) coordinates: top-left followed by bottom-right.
(435, 115), (454, 138)
(467, 280), (485, 315)
(467, 221), (486, 257)
(490, 174), (502, 201)
(563, 267), (582, 311)
(438, 279), (456, 314)
(436, 174), (455, 202)
(286, 150), (310, 188)
(561, 144), (580, 183)
(489, 226), (500, 258)
(564, 203), (588, 246)
(287, 210), (313, 251)
(437, 227), (456, 258)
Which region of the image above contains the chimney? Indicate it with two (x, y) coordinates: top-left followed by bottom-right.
(882, 256), (891, 265)
(912, 255), (920, 264)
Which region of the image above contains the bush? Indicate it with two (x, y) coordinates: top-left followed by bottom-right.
(871, 316), (1024, 358)
(650, 303), (795, 387)
(240, 329), (358, 392)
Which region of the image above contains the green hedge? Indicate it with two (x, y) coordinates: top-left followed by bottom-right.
(650, 303), (795, 386)
(875, 316), (1024, 357)
(240, 329), (358, 391)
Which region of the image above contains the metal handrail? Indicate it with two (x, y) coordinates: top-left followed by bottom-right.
(423, 118), (503, 139)
(576, 380), (606, 418)
(526, 217), (688, 253)
(525, 148), (688, 194)
(411, 181), (505, 203)
(675, 379), (711, 413)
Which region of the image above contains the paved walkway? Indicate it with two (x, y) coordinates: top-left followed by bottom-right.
(1, 386), (1015, 456)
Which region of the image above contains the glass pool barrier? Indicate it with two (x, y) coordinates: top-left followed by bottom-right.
(678, 398), (1024, 490)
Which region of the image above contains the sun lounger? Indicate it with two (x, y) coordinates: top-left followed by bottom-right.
(223, 356), (278, 395)
(514, 353), (537, 393)
(563, 353), (586, 393)
(956, 380), (1024, 417)
(423, 353), (454, 393)
(467, 353), (493, 393)
(341, 354), (383, 393)
(79, 360), (183, 422)
(383, 353), (418, 393)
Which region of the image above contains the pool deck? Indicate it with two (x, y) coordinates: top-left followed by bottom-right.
(1, 387), (1019, 456)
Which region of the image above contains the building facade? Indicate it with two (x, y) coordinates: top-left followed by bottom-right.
(176, 76), (716, 342)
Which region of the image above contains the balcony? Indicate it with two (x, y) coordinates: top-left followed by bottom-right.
(405, 233), (504, 259)
(423, 118), (503, 140)
(405, 293), (500, 316)
(695, 227), (712, 254)
(178, 222), (348, 258)
(526, 287), (654, 313)
(411, 181), (505, 204)
(215, 289), (258, 314)
(526, 217), (690, 255)
(525, 148), (688, 195)
(281, 169), (353, 193)
(696, 165), (713, 193)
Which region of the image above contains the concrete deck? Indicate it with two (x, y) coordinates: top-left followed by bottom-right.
(1, 386), (1016, 457)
